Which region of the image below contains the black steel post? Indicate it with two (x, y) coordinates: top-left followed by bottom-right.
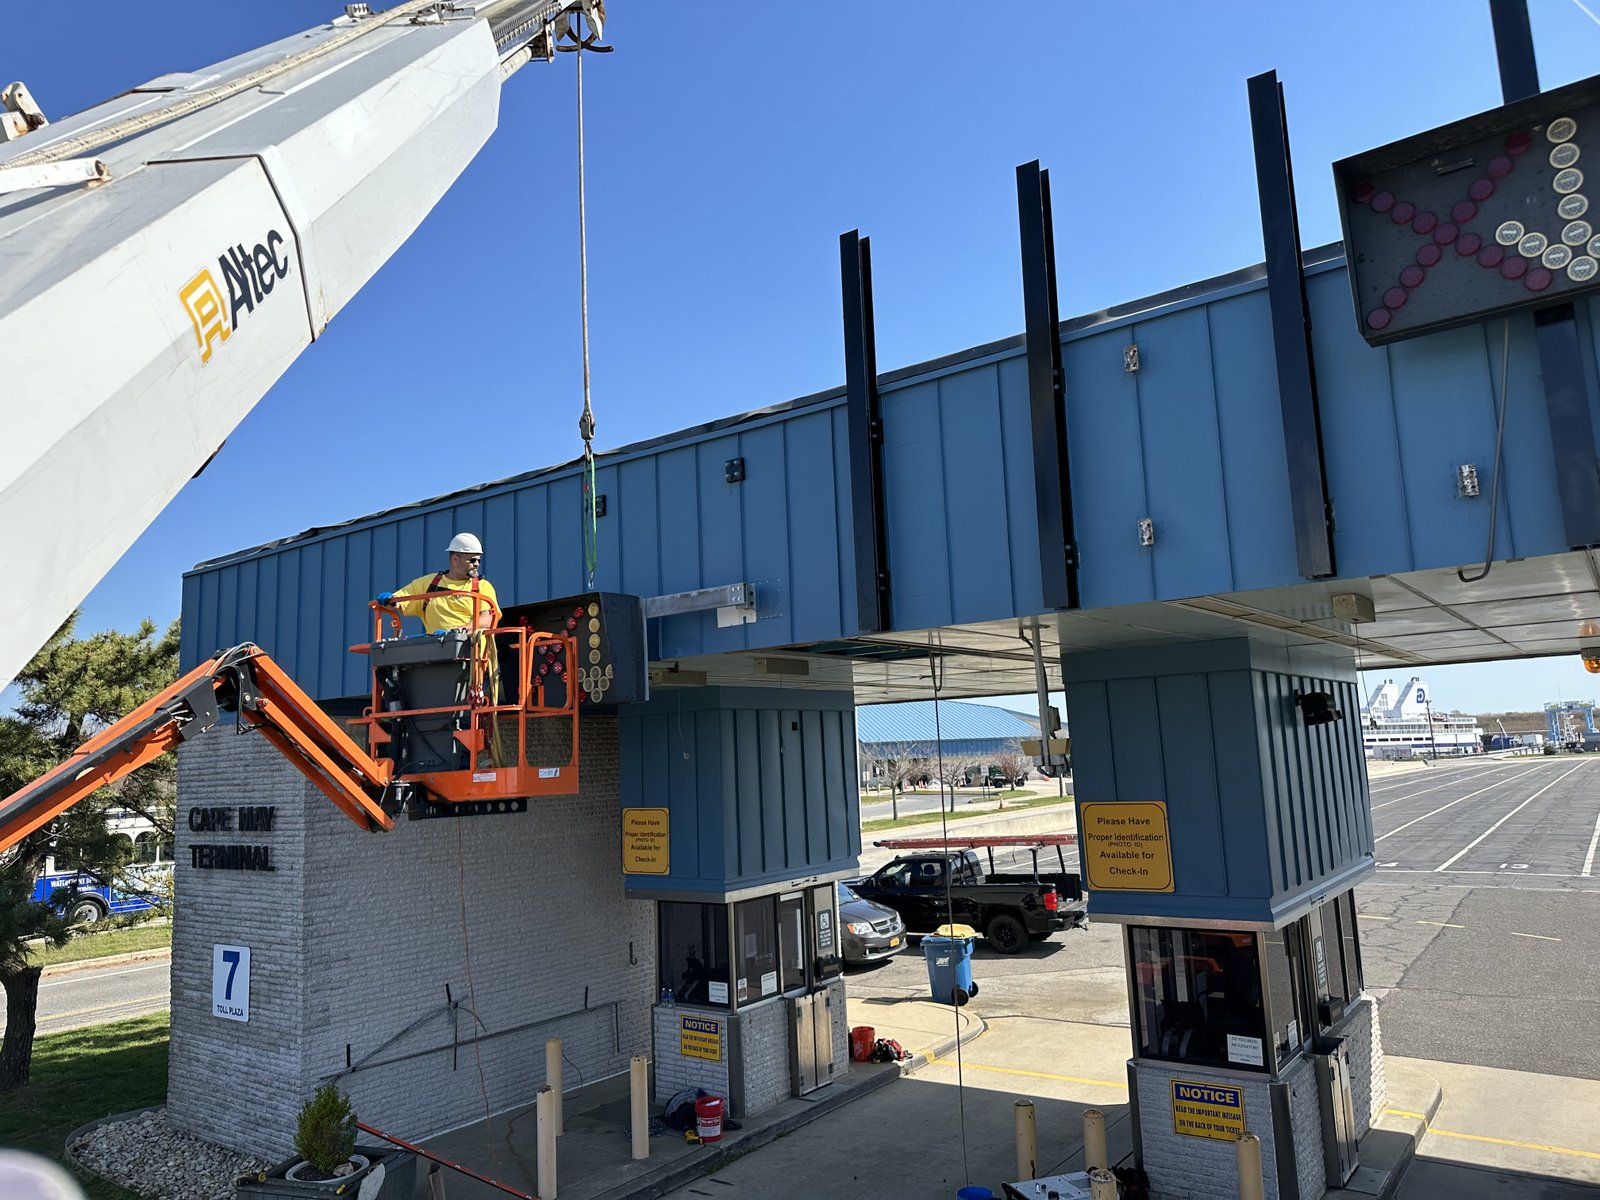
(1016, 160), (1079, 610)
(1489, 0), (1540, 102)
(840, 230), (891, 634)
(1487, 0), (1600, 548)
(1248, 70), (1336, 579)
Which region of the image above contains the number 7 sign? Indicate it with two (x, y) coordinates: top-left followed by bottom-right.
(212, 944), (251, 1022)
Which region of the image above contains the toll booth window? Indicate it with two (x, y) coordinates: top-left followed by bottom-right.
(1312, 902), (1350, 1024)
(778, 894), (807, 994)
(1264, 925), (1311, 1069)
(734, 897), (780, 1005)
(1131, 927), (1269, 1072)
(658, 901), (731, 1008)
(1339, 892), (1364, 996)
(810, 884), (843, 981)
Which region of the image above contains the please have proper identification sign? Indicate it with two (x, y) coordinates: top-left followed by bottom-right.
(1078, 800), (1175, 892)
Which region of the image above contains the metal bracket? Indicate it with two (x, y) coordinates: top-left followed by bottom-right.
(0, 82), (47, 142)
(1123, 345), (1141, 374)
(643, 583), (756, 623)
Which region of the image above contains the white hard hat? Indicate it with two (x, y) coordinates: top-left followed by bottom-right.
(446, 532), (483, 555)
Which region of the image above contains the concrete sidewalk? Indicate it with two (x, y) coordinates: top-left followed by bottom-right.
(415, 1000), (1600, 1200)
(414, 995), (982, 1200)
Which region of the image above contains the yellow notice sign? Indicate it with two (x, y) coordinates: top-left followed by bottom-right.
(622, 807), (670, 875)
(680, 1014), (722, 1062)
(1079, 801), (1174, 892)
(1171, 1079), (1245, 1141)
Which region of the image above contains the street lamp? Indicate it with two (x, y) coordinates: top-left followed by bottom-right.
(1423, 696), (1438, 761)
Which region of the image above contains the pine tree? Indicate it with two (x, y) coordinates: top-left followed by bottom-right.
(0, 613), (179, 1091)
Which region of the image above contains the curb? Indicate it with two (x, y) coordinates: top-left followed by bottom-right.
(41, 947), (172, 979)
(902, 1008), (988, 1075)
(596, 1011), (986, 1200)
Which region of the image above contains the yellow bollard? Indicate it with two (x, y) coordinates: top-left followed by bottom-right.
(1236, 1131), (1264, 1200)
(547, 1038), (564, 1135)
(630, 1056), (650, 1161)
(1014, 1099), (1037, 1181)
(1088, 1166), (1117, 1200)
(1082, 1107), (1108, 1173)
(537, 1086), (558, 1199)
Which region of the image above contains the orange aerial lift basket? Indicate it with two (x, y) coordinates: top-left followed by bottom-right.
(351, 590), (583, 810)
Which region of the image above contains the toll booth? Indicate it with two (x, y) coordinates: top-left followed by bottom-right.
(1066, 638), (1384, 1200)
(619, 685), (861, 1117)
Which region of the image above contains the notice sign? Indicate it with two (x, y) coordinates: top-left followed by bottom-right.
(212, 944), (251, 1023)
(622, 807), (670, 875)
(1171, 1079), (1245, 1141)
(680, 1014), (722, 1062)
(1079, 801), (1174, 892)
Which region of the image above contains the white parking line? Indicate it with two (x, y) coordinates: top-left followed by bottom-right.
(1374, 769), (1554, 844)
(1584, 808), (1600, 878)
(1434, 764), (1584, 872)
(1380, 867), (1588, 878)
(1370, 766), (1526, 811)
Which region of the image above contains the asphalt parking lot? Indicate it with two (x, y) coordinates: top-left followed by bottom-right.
(851, 756), (1600, 1079)
(1357, 756), (1600, 1080)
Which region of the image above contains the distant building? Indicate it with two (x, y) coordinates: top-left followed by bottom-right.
(856, 700), (1045, 780)
(1361, 677), (1482, 759)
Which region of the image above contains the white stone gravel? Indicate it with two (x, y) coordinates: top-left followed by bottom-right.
(70, 1108), (268, 1200)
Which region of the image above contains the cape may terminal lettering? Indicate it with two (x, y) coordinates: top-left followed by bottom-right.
(188, 805), (277, 872)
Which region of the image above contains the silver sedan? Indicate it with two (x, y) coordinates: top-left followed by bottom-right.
(839, 883), (907, 965)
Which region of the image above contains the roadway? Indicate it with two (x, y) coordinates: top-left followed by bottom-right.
(1356, 755), (1600, 1080)
(0, 955), (171, 1037)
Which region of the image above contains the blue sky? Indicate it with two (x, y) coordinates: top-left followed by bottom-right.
(9, 1), (1600, 713)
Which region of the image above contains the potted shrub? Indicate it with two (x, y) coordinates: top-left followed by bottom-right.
(286, 1084), (366, 1183)
(235, 1084), (415, 1199)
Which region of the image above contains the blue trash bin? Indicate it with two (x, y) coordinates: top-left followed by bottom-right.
(922, 934), (977, 1006)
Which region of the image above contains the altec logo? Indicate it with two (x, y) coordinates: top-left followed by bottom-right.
(179, 230), (292, 363)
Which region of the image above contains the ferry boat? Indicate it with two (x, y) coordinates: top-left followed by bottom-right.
(1361, 677), (1482, 759)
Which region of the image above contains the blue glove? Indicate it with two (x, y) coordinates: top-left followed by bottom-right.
(377, 591), (395, 605)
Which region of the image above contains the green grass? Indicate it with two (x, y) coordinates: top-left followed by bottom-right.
(861, 793), (1073, 834)
(0, 1012), (168, 1200)
(30, 923), (172, 969)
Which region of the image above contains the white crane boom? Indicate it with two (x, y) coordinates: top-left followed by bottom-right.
(0, 0), (602, 689)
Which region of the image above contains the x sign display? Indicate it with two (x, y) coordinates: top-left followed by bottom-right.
(1336, 72), (1600, 345)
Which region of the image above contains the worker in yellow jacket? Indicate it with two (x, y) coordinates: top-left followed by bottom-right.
(380, 532), (500, 633)
(378, 533), (504, 764)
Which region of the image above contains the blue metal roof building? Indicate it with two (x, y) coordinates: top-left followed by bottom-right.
(855, 700), (1040, 759)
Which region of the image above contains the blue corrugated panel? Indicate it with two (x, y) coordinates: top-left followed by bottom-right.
(1063, 638), (1371, 927)
(180, 398), (859, 690)
(620, 688), (860, 898)
(182, 249), (1594, 688)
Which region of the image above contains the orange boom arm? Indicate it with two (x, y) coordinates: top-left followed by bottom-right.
(0, 644), (395, 856)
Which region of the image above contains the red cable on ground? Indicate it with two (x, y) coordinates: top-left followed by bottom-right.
(354, 1121), (536, 1200)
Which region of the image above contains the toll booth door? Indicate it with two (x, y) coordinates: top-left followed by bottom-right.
(788, 990), (836, 1096)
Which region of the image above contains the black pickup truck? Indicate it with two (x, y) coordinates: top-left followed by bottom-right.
(850, 849), (1086, 954)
